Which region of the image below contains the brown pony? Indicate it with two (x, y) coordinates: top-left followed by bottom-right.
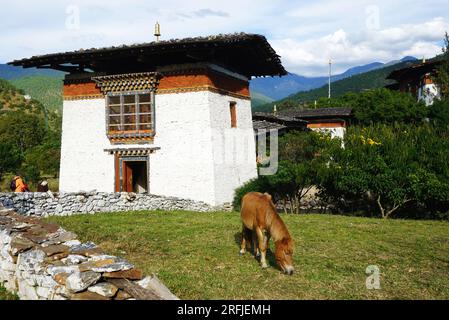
(240, 192), (295, 275)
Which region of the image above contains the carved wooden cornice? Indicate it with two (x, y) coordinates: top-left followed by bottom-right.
(92, 72), (161, 94)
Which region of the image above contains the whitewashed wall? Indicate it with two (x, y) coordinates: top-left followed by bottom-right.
(59, 99), (115, 193)
(60, 77), (257, 206)
(208, 93), (258, 205)
(150, 91), (216, 204)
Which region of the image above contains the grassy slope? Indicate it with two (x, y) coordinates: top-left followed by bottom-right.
(11, 76), (62, 112)
(46, 211), (449, 300)
(251, 91), (274, 110)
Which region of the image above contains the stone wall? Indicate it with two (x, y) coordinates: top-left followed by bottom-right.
(0, 192), (222, 217)
(0, 204), (179, 300)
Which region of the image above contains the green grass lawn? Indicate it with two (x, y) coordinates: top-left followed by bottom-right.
(41, 211), (449, 299)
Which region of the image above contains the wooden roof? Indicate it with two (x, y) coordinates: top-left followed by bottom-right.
(280, 107), (353, 119)
(8, 33), (286, 78)
(252, 112), (308, 131)
(386, 60), (441, 81)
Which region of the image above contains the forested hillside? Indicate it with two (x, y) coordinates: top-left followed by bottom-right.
(0, 78), (61, 191)
(11, 76), (63, 112)
(256, 60), (419, 112)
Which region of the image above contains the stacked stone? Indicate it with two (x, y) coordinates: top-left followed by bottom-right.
(0, 204), (178, 300)
(0, 191), (227, 217)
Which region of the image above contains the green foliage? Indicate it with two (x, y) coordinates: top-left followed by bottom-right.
(0, 142), (21, 182)
(434, 32), (449, 99)
(0, 80), (62, 190)
(280, 89), (428, 126)
(429, 99), (449, 127)
(234, 131), (339, 213)
(11, 76), (63, 112)
(251, 91), (274, 111)
(233, 178), (269, 211)
(260, 60), (418, 110)
(349, 89), (427, 125)
(320, 124), (449, 219)
(0, 111), (47, 156)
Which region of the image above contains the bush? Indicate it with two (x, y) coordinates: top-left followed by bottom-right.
(233, 130), (339, 213)
(233, 177), (269, 211)
(429, 99), (449, 127)
(319, 124), (449, 219)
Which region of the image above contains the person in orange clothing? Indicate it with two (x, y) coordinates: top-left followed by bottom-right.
(11, 176), (30, 192)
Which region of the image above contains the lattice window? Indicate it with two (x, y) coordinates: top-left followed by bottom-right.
(107, 92), (153, 135)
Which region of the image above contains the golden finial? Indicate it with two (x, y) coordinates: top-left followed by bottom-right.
(154, 22), (161, 42)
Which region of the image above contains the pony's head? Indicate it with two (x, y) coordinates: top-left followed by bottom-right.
(274, 237), (294, 275)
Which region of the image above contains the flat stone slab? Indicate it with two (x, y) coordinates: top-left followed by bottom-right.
(114, 290), (132, 300)
(63, 254), (88, 265)
(66, 271), (101, 292)
(43, 231), (78, 246)
(70, 242), (105, 257)
(103, 269), (143, 280)
(10, 235), (36, 255)
(41, 245), (70, 257)
(88, 282), (119, 298)
(78, 258), (116, 272)
(47, 265), (80, 277)
(70, 291), (110, 300)
(0, 216), (12, 225)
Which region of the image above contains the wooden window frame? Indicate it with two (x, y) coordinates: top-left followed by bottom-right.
(230, 101), (237, 128)
(106, 91), (155, 137)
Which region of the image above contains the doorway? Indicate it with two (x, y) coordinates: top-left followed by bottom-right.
(121, 159), (149, 193)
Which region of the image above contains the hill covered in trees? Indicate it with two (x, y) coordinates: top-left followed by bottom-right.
(11, 76), (63, 112)
(255, 60), (421, 112)
(0, 78), (61, 191)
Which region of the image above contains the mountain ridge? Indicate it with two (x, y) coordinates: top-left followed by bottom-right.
(250, 56), (418, 101)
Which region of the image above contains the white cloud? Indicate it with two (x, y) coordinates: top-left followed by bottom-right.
(0, 0), (448, 77)
(272, 17), (449, 76)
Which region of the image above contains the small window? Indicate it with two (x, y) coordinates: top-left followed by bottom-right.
(230, 102), (237, 128)
(107, 93), (153, 134)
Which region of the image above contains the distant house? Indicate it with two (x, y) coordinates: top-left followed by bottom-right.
(386, 60), (442, 106)
(252, 112), (308, 138)
(279, 107), (354, 140)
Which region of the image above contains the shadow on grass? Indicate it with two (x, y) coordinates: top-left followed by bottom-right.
(233, 232), (278, 269)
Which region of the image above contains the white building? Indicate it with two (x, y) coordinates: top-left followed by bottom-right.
(9, 34), (286, 206)
(387, 60), (443, 106)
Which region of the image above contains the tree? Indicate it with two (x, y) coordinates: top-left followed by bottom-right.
(0, 110), (47, 157)
(429, 99), (449, 127)
(0, 143), (21, 183)
(320, 124), (449, 219)
(434, 32), (449, 99)
(234, 130), (339, 214)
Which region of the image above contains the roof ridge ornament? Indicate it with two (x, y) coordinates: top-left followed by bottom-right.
(154, 22), (161, 42)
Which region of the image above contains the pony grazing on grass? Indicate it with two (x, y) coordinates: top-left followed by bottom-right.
(240, 192), (295, 275)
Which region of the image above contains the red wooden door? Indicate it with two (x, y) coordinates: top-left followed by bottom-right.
(122, 162), (133, 192)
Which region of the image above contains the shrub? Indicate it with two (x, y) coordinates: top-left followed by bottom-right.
(233, 177), (269, 211)
(319, 124), (449, 219)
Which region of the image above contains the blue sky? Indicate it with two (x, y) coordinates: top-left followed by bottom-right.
(1, 0), (448, 76)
